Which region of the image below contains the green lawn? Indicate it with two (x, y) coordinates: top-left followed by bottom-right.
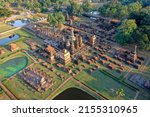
(137, 90), (150, 100)
(3, 75), (63, 100)
(3, 76), (51, 99)
(3, 63), (63, 100)
(0, 56), (28, 78)
(75, 69), (137, 100)
(0, 51), (34, 80)
(47, 79), (102, 100)
(0, 23), (14, 33)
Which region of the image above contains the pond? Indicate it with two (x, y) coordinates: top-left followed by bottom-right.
(54, 88), (96, 100)
(0, 56), (28, 78)
(0, 34), (20, 46)
(90, 11), (100, 15)
(8, 19), (30, 27)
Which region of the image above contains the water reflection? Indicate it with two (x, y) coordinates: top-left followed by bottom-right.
(54, 88), (96, 100)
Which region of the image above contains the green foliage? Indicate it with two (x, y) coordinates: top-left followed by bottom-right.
(0, 1), (6, 8)
(0, 0), (69, 13)
(41, 0), (52, 7)
(133, 25), (150, 50)
(128, 2), (142, 13)
(119, 0), (150, 6)
(48, 11), (65, 27)
(54, 1), (61, 12)
(98, 0), (143, 19)
(82, 0), (92, 12)
(140, 7), (150, 25)
(128, 6), (150, 50)
(41, 7), (48, 13)
(115, 88), (125, 98)
(0, 8), (12, 17)
(67, 1), (83, 16)
(115, 19), (137, 44)
(100, 0), (150, 50)
(116, 6), (150, 50)
(117, 5), (128, 19)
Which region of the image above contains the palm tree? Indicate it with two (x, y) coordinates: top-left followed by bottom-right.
(115, 88), (125, 100)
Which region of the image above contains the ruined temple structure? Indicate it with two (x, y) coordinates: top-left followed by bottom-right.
(69, 19), (73, 26)
(21, 68), (54, 92)
(70, 29), (76, 41)
(89, 35), (96, 47)
(26, 24), (63, 41)
(127, 45), (138, 63)
(9, 43), (19, 52)
(65, 29), (84, 54)
(57, 49), (71, 65)
(0, 49), (5, 54)
(114, 46), (144, 69)
(70, 41), (75, 54)
(45, 45), (56, 64)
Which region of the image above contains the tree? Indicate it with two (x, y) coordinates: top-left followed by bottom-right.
(128, 2), (142, 13)
(140, 7), (150, 25)
(48, 14), (58, 29)
(54, 1), (61, 12)
(0, 1), (6, 8)
(98, 1), (127, 18)
(115, 19), (137, 44)
(41, 7), (48, 13)
(48, 12), (65, 29)
(132, 25), (150, 50)
(82, 0), (92, 12)
(0, 8), (12, 18)
(117, 5), (129, 19)
(115, 88), (125, 99)
(67, 1), (83, 16)
(34, 8), (41, 13)
(129, 6), (150, 25)
(55, 11), (65, 27)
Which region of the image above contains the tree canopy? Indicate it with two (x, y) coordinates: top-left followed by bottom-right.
(98, 0), (143, 19)
(0, 8), (12, 18)
(67, 1), (83, 16)
(99, 0), (150, 50)
(115, 19), (137, 44)
(48, 11), (65, 28)
(82, 0), (92, 12)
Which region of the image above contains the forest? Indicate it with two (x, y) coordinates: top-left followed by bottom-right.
(99, 0), (150, 50)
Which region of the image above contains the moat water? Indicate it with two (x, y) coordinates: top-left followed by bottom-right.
(8, 19), (29, 27)
(0, 34), (20, 46)
(54, 88), (96, 100)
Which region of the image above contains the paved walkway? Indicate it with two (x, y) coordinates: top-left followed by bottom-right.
(0, 27), (21, 37)
(139, 58), (150, 73)
(134, 91), (140, 100)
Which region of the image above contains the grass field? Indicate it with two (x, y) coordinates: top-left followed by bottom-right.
(0, 51), (34, 80)
(2, 63), (63, 100)
(0, 23), (14, 33)
(0, 56), (28, 78)
(75, 69), (137, 100)
(47, 79), (102, 100)
(2, 62), (103, 100)
(3, 76), (54, 99)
